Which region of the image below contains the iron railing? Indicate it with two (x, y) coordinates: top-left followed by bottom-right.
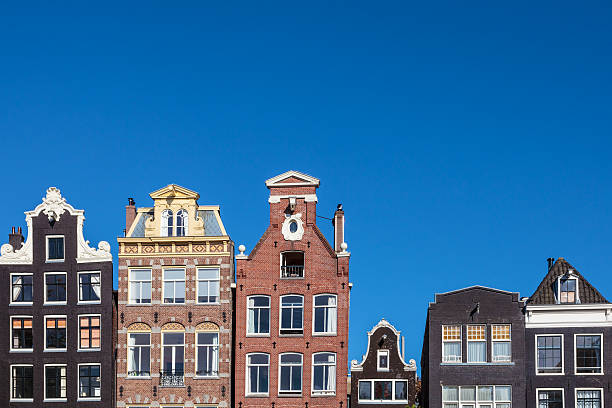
(159, 370), (184, 387)
(281, 265), (304, 278)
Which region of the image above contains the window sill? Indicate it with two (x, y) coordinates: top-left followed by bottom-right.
(312, 332), (337, 337)
(44, 398), (67, 402)
(278, 393), (303, 397)
(44, 349), (67, 353)
(78, 398), (101, 401)
(440, 362), (515, 366)
(45, 259), (65, 263)
(9, 302), (33, 307)
(246, 333), (270, 337)
(10, 349), (33, 353)
(78, 301), (102, 305)
(358, 400), (408, 404)
(126, 376), (152, 380)
(194, 376), (220, 380)
(575, 371), (604, 375)
(536, 371), (565, 375)
(311, 392), (336, 397)
(44, 302), (67, 306)
(78, 348), (101, 352)
(279, 333), (304, 337)
(246, 394), (270, 398)
(10, 398), (33, 402)
(126, 303), (152, 306)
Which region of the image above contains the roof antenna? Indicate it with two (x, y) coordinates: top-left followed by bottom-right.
(547, 258), (555, 271)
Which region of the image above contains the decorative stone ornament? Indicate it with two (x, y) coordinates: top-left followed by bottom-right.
(42, 187), (67, 222)
(281, 213), (304, 241)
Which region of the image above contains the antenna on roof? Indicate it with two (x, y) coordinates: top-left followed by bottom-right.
(547, 258), (555, 271)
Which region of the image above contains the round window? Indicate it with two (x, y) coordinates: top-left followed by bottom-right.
(289, 220), (298, 233)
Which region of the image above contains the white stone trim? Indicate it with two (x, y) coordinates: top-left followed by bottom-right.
(265, 170), (320, 187)
(268, 194), (318, 204)
(525, 304), (612, 328)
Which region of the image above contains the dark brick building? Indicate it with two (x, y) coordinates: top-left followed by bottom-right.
(350, 318), (417, 407)
(0, 187), (114, 407)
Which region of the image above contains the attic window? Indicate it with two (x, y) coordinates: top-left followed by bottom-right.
(281, 251), (304, 278)
(557, 275), (579, 304)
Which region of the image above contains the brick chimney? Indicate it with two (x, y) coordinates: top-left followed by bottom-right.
(333, 204), (345, 252)
(8, 226), (24, 250)
(265, 171), (320, 227)
(125, 198), (136, 234)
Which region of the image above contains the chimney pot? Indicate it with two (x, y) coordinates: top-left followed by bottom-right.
(126, 198), (137, 234)
(333, 204), (345, 253)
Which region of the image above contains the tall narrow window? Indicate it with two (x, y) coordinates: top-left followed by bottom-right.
(46, 236), (64, 261)
(129, 269), (152, 304)
(537, 389), (563, 408)
(537, 335), (563, 374)
(161, 209), (173, 237)
(313, 294), (337, 335)
(197, 267), (220, 304)
(196, 332), (219, 377)
(576, 335), (602, 374)
(78, 364), (101, 400)
(176, 209), (188, 236)
(467, 325), (486, 363)
(559, 277), (578, 304)
(45, 365), (67, 400)
(442, 325), (462, 362)
(280, 295), (303, 335)
(377, 350), (389, 371)
(11, 274), (33, 303)
(11, 317), (33, 350)
(79, 272), (101, 302)
(79, 316), (101, 350)
(163, 268), (185, 304)
(247, 295), (270, 335)
(312, 352), (336, 396)
(45, 317), (67, 350)
(279, 353), (302, 395)
(11, 366), (33, 400)
(161, 332), (185, 386)
(492, 324), (511, 362)
(576, 390), (601, 408)
(45, 273), (67, 303)
(128, 332), (151, 377)
(247, 353), (269, 396)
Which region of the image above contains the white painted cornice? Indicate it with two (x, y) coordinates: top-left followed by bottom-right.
(265, 170), (320, 188)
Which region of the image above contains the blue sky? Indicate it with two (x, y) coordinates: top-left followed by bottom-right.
(1, 2), (611, 372)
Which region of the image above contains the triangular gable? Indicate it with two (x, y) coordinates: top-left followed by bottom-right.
(265, 170), (320, 188)
(436, 285), (518, 299)
(528, 258), (608, 305)
(149, 184), (200, 200)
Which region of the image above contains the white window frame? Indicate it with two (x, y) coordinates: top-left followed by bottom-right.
(574, 333), (603, 375)
(162, 267), (186, 304)
(77, 363), (101, 401)
(246, 295), (271, 337)
(312, 293), (337, 336)
(10, 315), (33, 352)
(492, 324), (512, 363)
(44, 315), (68, 352)
(280, 250), (305, 279)
(10, 273), (33, 306)
(77, 271), (101, 304)
(195, 331), (219, 378)
(10, 364), (34, 402)
(128, 268), (152, 305)
(442, 324), (462, 363)
(377, 349), (390, 371)
(467, 324), (487, 363)
(536, 388), (564, 408)
(176, 209), (188, 237)
(127, 331), (151, 378)
(161, 209), (173, 237)
(358, 379), (409, 403)
(535, 334), (564, 375)
(278, 352), (303, 396)
(161, 331), (185, 374)
(279, 294), (304, 336)
(575, 388), (603, 408)
(196, 266), (220, 304)
(557, 275), (579, 304)
(44, 272), (67, 305)
(246, 353), (270, 397)
(311, 352), (336, 396)
(44, 363), (67, 402)
(78, 314), (101, 351)
(46, 235), (65, 263)
(442, 385), (512, 408)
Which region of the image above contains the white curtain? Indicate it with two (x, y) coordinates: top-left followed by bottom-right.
(327, 363), (336, 391)
(327, 297), (337, 333)
(248, 307), (256, 333)
(443, 342), (461, 361)
(211, 334), (219, 374)
(493, 342), (511, 360)
(477, 386), (493, 401)
(468, 341), (486, 362)
(442, 386), (458, 402)
(495, 386), (511, 401)
(92, 275), (101, 299)
(460, 386), (476, 401)
(12, 276), (22, 301)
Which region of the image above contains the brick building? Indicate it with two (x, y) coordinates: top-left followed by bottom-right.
(0, 187), (115, 407)
(116, 185), (233, 408)
(234, 170), (351, 408)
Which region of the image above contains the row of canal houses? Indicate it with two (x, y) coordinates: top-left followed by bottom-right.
(0, 170), (609, 408)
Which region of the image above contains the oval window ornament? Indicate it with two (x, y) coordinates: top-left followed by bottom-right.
(289, 221), (298, 233)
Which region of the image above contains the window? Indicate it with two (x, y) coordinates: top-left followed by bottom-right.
(576, 389), (602, 408)
(45, 273), (67, 303)
(313, 294), (337, 335)
(128, 332), (151, 377)
(467, 325), (486, 363)
(279, 353), (302, 395)
(443, 385), (511, 408)
(45, 365), (67, 400)
(559, 277), (578, 304)
(11, 274), (33, 303)
(11, 317), (33, 351)
(247, 295), (270, 335)
(395, 380), (408, 401)
(359, 380), (372, 400)
(45, 316), (67, 350)
(281, 251), (304, 278)
(78, 364), (101, 400)
(375, 381), (393, 400)
(377, 350), (389, 371)
(161, 332), (185, 385)
(537, 389), (563, 408)
(46, 236), (64, 261)
(79, 315), (101, 350)
(358, 380), (408, 402)
(280, 295), (303, 335)
(129, 269), (152, 304)
(312, 352), (336, 396)
(197, 267), (220, 304)
(246, 353), (269, 396)
(575, 335), (602, 374)
(161, 209), (173, 236)
(79, 272), (101, 302)
(442, 325), (461, 362)
(11, 365), (33, 400)
(176, 209), (188, 236)
(537, 335), (563, 374)
(163, 268), (185, 304)
(196, 332), (219, 377)
(492, 324), (511, 362)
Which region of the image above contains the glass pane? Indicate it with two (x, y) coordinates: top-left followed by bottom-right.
(163, 333), (184, 345)
(395, 381), (407, 400)
(164, 269), (185, 280)
(495, 386), (511, 401)
(280, 353), (302, 364)
(478, 386), (493, 401)
(131, 270), (151, 281)
(315, 295), (334, 306)
(374, 381), (392, 400)
(359, 381), (372, 400)
(282, 295), (303, 306)
(461, 386), (476, 401)
(198, 268), (219, 279)
(248, 354), (269, 365)
(250, 296), (269, 307)
(314, 353), (335, 364)
(280, 366), (290, 390)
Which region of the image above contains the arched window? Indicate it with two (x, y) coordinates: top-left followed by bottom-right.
(195, 322), (219, 377)
(161, 323), (185, 386)
(279, 353), (303, 395)
(127, 323), (151, 377)
(313, 294), (337, 335)
(176, 209), (188, 237)
(246, 353), (269, 396)
(280, 294), (304, 335)
(161, 210), (173, 237)
(312, 352), (336, 396)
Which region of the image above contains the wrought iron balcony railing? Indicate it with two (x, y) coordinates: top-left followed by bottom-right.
(159, 370), (184, 387)
(281, 265), (304, 278)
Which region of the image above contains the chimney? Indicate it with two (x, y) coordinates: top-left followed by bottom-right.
(402, 335), (405, 360)
(333, 204), (345, 252)
(8, 226), (24, 250)
(547, 257), (555, 271)
(126, 198), (136, 234)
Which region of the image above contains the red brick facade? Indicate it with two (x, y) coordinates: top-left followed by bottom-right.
(234, 171), (350, 407)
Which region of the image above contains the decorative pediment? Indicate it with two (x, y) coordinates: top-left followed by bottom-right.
(265, 170), (320, 188)
(149, 184), (200, 200)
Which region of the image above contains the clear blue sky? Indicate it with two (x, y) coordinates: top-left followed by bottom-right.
(1, 2), (611, 372)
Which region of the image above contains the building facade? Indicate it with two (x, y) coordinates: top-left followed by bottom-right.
(422, 286), (526, 408)
(116, 185), (233, 408)
(350, 318), (417, 407)
(525, 258), (611, 408)
(0, 187), (115, 407)
(234, 170), (351, 407)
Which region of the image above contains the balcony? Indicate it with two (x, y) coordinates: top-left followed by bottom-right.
(159, 370), (184, 387)
(281, 265), (304, 278)
(281, 251), (305, 278)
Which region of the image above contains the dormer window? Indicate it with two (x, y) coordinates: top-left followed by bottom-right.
(557, 274), (579, 304)
(161, 210), (173, 237)
(176, 209), (188, 236)
(281, 251), (304, 278)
